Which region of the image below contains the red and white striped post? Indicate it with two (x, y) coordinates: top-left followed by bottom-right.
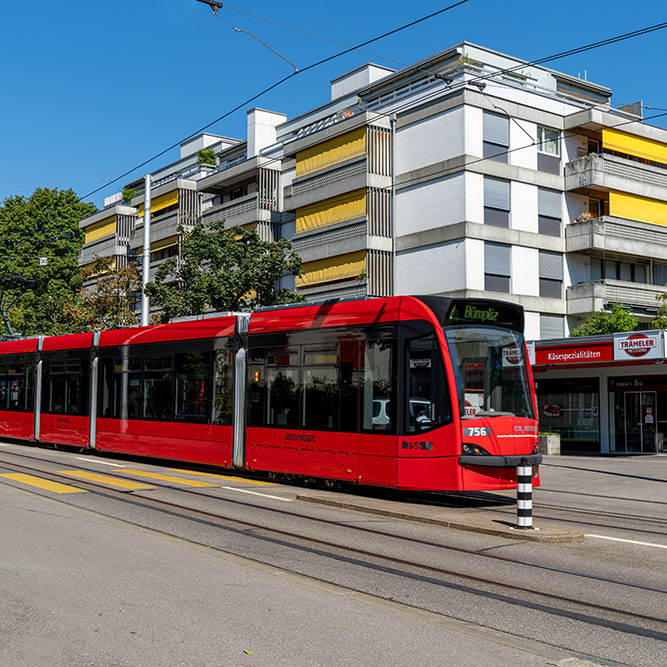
(516, 458), (534, 530)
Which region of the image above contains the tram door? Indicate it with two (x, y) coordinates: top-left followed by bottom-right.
(612, 391), (657, 453)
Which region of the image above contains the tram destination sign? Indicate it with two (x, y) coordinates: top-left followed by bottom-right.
(613, 331), (665, 361)
(445, 300), (522, 331)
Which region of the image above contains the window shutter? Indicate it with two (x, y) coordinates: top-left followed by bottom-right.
(538, 188), (561, 218)
(539, 251), (563, 280)
(540, 314), (564, 339)
(485, 243), (510, 276)
(483, 112), (509, 146)
(484, 178), (510, 211)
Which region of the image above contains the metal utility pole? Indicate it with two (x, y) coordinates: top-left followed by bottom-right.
(141, 174), (152, 326)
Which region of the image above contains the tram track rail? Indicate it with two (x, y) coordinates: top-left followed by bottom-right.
(0, 446), (666, 643)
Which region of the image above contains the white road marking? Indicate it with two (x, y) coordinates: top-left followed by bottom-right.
(0, 443), (8, 447)
(586, 534), (667, 549)
(221, 486), (292, 502)
(75, 457), (124, 467)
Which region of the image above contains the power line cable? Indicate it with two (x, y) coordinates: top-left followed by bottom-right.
(82, 1), (470, 200)
(84, 14), (667, 202)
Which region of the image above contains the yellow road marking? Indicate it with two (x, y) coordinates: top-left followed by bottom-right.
(117, 469), (218, 487)
(0, 473), (87, 494)
(168, 469), (275, 486)
(59, 470), (155, 490)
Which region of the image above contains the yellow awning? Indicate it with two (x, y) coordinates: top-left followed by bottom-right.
(609, 191), (667, 226)
(603, 129), (667, 164)
(296, 251), (366, 287)
(296, 128), (366, 178)
(137, 190), (179, 217)
(296, 190), (366, 234)
(84, 216), (116, 244)
(81, 256), (116, 276)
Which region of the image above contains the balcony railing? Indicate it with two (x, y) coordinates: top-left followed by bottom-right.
(566, 215), (667, 261)
(567, 279), (665, 315)
(565, 153), (667, 194)
(203, 192), (268, 228)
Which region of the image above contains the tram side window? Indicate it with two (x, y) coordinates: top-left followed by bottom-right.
(302, 349), (339, 431)
(0, 360), (34, 412)
(212, 349), (234, 425)
(174, 351), (212, 424)
(405, 335), (450, 433)
(265, 349), (299, 428)
(42, 354), (89, 416)
(361, 338), (396, 434)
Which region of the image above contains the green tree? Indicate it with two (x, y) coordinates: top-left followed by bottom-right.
(570, 303), (638, 337)
(652, 293), (667, 329)
(0, 188), (96, 336)
(63, 257), (141, 332)
(145, 220), (304, 323)
(197, 148), (217, 166)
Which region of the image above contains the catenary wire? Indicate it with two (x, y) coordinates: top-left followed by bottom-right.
(81, 1), (469, 201)
(99, 16), (667, 202)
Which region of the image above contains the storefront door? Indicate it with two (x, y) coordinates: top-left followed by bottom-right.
(612, 391), (657, 453)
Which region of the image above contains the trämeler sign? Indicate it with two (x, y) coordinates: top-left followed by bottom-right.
(613, 331), (664, 361)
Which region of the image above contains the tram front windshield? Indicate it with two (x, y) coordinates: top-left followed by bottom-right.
(444, 326), (534, 420)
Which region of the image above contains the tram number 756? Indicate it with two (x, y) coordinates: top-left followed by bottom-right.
(463, 427), (491, 437)
(401, 441), (433, 451)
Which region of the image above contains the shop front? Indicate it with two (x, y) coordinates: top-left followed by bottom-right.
(529, 331), (667, 455)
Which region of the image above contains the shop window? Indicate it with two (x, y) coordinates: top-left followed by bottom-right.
(535, 377), (600, 453)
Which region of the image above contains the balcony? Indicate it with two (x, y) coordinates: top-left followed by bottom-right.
(566, 216), (667, 262)
(567, 280), (665, 316)
(203, 193), (275, 229)
(565, 153), (667, 200)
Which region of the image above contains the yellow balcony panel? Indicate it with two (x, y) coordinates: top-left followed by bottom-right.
(296, 251), (366, 288)
(84, 216), (116, 244)
(81, 256), (117, 276)
(296, 128), (366, 178)
(296, 190), (366, 234)
(137, 190), (179, 217)
(609, 191), (667, 226)
(603, 129), (667, 165)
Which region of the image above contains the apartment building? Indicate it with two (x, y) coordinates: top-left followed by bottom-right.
(78, 42), (667, 339)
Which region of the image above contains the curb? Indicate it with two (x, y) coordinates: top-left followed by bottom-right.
(297, 494), (584, 543)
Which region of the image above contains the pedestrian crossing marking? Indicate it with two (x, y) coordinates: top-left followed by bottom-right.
(0, 473), (87, 494)
(117, 469), (218, 487)
(168, 469), (275, 486)
(59, 470), (155, 490)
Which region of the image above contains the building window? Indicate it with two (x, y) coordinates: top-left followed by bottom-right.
(484, 177), (510, 227)
(539, 314), (564, 339)
(537, 126), (560, 156)
(539, 251), (563, 298)
(538, 188), (561, 236)
(598, 259), (650, 283)
(537, 126), (561, 175)
(484, 242), (510, 293)
(483, 112), (509, 162)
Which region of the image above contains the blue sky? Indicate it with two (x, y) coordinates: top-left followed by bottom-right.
(1, 0), (666, 210)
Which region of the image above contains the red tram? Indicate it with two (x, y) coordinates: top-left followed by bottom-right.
(0, 296), (541, 491)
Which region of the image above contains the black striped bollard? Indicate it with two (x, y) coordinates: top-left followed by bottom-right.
(516, 459), (534, 530)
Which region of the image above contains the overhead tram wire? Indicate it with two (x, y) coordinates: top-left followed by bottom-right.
(82, 1), (470, 200)
(84, 14), (667, 203)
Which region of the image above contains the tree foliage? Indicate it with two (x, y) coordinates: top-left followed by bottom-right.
(570, 303), (638, 337)
(652, 293), (667, 330)
(63, 257), (141, 332)
(0, 188), (96, 336)
(145, 220), (304, 323)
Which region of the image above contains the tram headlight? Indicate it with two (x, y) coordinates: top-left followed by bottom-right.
(462, 443), (491, 456)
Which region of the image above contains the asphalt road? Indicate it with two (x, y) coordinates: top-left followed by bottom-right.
(0, 442), (665, 666)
